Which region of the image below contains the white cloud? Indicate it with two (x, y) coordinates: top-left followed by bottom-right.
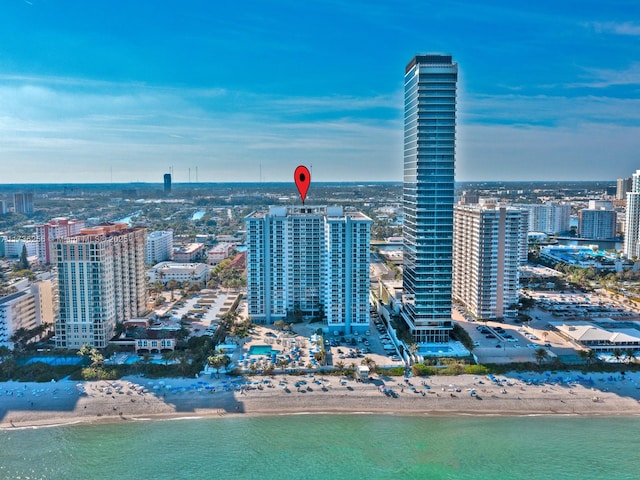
(2, 73), (638, 184)
(0, 76), (403, 183)
(457, 122), (640, 181)
(587, 21), (640, 36)
(462, 92), (640, 125)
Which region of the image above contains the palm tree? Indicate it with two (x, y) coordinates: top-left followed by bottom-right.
(335, 360), (345, 374)
(177, 351), (190, 376)
(162, 350), (176, 366)
(625, 348), (636, 364)
(612, 348), (623, 363)
(141, 352), (153, 373)
(585, 349), (597, 366)
(277, 358), (289, 372)
(534, 347), (548, 366)
(207, 353), (231, 378)
(361, 356), (376, 372)
(578, 349), (589, 364)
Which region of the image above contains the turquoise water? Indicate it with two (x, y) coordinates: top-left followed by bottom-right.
(248, 345), (279, 356)
(192, 210), (205, 220)
(19, 356), (85, 366)
(122, 355), (167, 365)
(1, 415), (639, 479)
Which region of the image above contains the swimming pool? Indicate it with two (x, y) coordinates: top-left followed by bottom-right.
(248, 345), (280, 356)
(123, 355), (167, 365)
(19, 356), (86, 366)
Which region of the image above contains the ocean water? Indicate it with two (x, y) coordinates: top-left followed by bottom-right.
(1, 415), (639, 479)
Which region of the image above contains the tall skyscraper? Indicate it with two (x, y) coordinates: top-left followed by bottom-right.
(402, 54), (457, 344)
(453, 204), (524, 320)
(624, 170), (640, 259)
(246, 206), (371, 334)
(54, 223), (147, 349)
(164, 173), (172, 195)
(13, 192), (34, 214)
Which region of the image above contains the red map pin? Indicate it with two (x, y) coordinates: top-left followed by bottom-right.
(294, 165), (311, 204)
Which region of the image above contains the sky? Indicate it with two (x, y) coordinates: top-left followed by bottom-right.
(1, 0), (639, 184)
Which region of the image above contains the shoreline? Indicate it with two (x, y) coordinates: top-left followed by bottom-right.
(2, 372), (640, 430)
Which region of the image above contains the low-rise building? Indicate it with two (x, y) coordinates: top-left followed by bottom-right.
(147, 262), (209, 285)
(207, 242), (234, 265)
(173, 243), (205, 262)
(135, 331), (177, 353)
(552, 320), (640, 353)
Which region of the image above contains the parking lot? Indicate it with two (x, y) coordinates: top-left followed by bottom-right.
(154, 289), (240, 337)
(524, 289), (640, 320)
(453, 308), (558, 364)
(324, 310), (404, 368)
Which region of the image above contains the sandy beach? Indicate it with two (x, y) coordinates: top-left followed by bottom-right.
(2, 371), (640, 429)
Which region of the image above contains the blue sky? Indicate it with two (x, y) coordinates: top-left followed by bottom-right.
(1, 0), (639, 183)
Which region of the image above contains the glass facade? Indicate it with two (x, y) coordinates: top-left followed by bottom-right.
(402, 54), (457, 343)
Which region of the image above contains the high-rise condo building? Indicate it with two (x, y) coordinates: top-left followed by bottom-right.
(624, 170), (640, 259)
(402, 54), (457, 344)
(54, 223), (147, 349)
(617, 177), (632, 201)
(453, 204), (524, 320)
(246, 206), (371, 334)
(579, 201), (617, 241)
(35, 218), (86, 264)
(146, 230), (174, 265)
(13, 192), (34, 215)
(0, 278), (55, 350)
(514, 202), (571, 235)
(164, 173), (172, 195)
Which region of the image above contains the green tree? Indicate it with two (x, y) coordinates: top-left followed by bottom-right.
(361, 356), (376, 372)
(207, 353), (231, 378)
(578, 349), (589, 364)
(585, 349), (597, 365)
(625, 348), (636, 364)
(534, 347), (548, 366)
(612, 348), (623, 363)
(14, 245), (30, 271)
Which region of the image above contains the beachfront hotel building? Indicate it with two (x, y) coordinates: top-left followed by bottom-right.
(35, 218), (86, 264)
(54, 223), (147, 349)
(245, 206), (371, 334)
(401, 54), (457, 344)
(453, 204), (524, 320)
(624, 169), (640, 259)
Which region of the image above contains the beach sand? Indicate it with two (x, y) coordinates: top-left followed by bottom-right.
(2, 371), (640, 429)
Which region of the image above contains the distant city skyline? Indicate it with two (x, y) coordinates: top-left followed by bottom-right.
(1, 1), (639, 184)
